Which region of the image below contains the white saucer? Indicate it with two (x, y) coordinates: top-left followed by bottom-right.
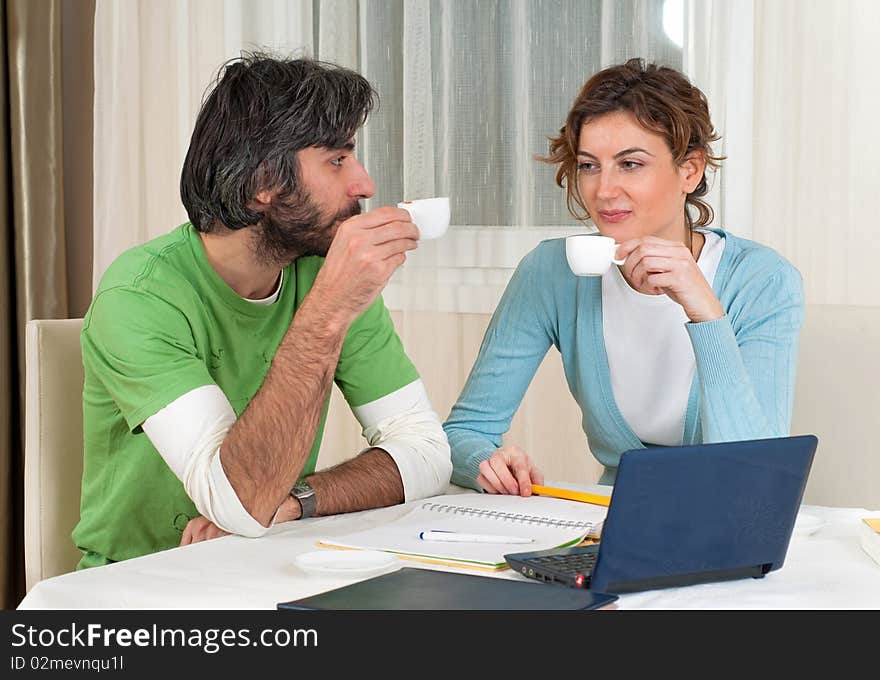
(294, 550), (399, 577)
(792, 513), (827, 538)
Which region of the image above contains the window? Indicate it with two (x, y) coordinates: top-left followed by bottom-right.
(361, 0), (683, 228)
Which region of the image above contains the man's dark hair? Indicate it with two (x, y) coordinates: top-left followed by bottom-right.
(180, 53), (377, 232)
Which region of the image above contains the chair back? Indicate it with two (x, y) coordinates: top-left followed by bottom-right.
(794, 304), (880, 509)
(24, 318), (85, 590)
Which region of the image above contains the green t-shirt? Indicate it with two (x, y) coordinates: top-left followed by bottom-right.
(74, 223), (418, 568)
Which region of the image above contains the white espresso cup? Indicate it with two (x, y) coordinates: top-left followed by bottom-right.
(396, 196), (451, 239)
(565, 234), (626, 276)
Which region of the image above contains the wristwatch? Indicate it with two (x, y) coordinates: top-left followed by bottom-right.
(290, 479), (317, 520)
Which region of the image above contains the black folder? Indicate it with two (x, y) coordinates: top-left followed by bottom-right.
(277, 567), (618, 610)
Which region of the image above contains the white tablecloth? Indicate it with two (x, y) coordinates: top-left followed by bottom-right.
(18, 487), (880, 610)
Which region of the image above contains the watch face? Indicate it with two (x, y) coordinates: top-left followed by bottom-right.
(292, 479), (317, 519)
(293, 481), (314, 497)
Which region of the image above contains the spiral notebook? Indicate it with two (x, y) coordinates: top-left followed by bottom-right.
(318, 493), (606, 572)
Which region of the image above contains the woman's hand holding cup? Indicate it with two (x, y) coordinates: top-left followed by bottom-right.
(614, 236), (724, 323)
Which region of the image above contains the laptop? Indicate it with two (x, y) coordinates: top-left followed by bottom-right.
(505, 435), (818, 594)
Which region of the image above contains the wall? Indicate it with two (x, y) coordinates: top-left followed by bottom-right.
(316, 310), (604, 487)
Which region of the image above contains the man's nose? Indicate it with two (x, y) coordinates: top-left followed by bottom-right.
(348, 158), (375, 200)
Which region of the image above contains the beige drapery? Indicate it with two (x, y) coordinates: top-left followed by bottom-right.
(0, 0), (69, 609)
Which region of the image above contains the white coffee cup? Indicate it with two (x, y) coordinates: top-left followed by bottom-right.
(565, 234), (626, 276)
(396, 196), (450, 240)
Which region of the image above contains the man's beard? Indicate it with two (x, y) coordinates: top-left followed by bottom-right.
(253, 185), (361, 266)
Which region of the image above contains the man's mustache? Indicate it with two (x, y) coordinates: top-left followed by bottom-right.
(335, 200), (362, 223)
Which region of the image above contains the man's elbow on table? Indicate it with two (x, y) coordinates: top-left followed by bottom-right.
(142, 387), (276, 538)
(184, 449), (275, 538)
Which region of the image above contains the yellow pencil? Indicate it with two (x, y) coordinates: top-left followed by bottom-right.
(531, 484), (611, 507)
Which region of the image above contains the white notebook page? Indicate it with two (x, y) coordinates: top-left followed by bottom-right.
(319, 493), (607, 570)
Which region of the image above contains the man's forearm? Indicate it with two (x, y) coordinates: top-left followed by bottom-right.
(269, 448), (406, 524)
(220, 292), (349, 526)
(309, 448), (405, 514)
(217, 207), (419, 527)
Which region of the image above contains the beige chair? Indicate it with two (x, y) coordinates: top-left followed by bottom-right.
(24, 318), (85, 591)
(794, 304), (880, 510)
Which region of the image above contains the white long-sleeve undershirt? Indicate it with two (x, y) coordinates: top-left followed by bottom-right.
(142, 379), (451, 537)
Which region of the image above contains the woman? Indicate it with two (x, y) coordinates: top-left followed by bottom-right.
(443, 58), (804, 495)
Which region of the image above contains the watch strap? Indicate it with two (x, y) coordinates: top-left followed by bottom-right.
(290, 479), (317, 519)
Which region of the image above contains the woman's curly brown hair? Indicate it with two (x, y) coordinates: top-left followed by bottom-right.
(542, 58), (725, 228)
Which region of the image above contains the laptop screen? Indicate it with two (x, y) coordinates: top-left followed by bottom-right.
(589, 435), (817, 593)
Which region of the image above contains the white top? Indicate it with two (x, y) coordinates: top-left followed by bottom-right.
(243, 269), (284, 304)
(602, 230), (725, 445)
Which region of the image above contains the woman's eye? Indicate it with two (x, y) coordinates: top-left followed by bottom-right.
(577, 162), (597, 173)
(621, 160), (642, 170)
(330, 156), (346, 167)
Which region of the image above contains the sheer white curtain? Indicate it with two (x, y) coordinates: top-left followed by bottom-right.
(684, 0), (880, 309)
(752, 0), (880, 307)
(684, 0), (754, 239)
(92, 0), (315, 287)
(89, 0), (880, 483)
(358, 1), (696, 483)
(373, 0), (688, 313)
(91, 0), (739, 481)
(93, 0), (693, 289)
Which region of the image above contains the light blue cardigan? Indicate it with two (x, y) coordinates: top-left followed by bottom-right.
(443, 229), (805, 489)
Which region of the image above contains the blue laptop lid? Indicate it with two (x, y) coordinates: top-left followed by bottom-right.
(590, 435), (818, 594)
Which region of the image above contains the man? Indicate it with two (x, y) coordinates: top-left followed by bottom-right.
(73, 54), (452, 568)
